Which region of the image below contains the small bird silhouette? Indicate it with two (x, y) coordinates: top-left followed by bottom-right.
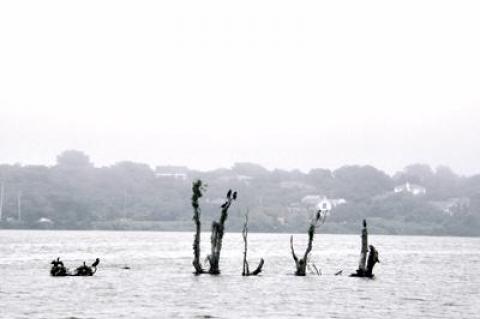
(227, 190), (232, 199)
(363, 219), (367, 228)
(232, 191), (237, 200)
(92, 258), (100, 268)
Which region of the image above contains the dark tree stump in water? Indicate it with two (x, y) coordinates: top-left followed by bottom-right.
(365, 245), (379, 277)
(358, 219), (368, 273)
(50, 258), (100, 277)
(351, 220), (380, 278)
(242, 212), (264, 276)
(290, 210), (326, 276)
(191, 180), (205, 275)
(191, 180), (236, 275)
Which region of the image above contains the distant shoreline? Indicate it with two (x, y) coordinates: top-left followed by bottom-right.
(1, 225), (479, 238)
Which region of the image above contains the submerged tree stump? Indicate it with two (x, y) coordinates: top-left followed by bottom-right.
(358, 219), (368, 273)
(241, 212), (264, 276)
(191, 180), (205, 275)
(290, 210), (326, 276)
(365, 245), (379, 277)
(191, 180), (236, 275)
(351, 220), (380, 278)
(50, 257), (100, 277)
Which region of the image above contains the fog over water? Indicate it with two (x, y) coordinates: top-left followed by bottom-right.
(1, 1), (480, 175)
(1, 2), (480, 319)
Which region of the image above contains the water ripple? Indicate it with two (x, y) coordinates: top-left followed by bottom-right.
(1, 231), (479, 318)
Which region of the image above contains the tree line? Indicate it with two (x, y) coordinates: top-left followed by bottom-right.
(0, 150), (479, 236)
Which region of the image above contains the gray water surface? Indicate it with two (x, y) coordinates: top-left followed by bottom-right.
(0, 231), (479, 318)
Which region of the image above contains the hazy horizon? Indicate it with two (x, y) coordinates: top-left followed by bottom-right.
(1, 1), (479, 175)
(0, 148), (476, 179)
(1, 2), (480, 319)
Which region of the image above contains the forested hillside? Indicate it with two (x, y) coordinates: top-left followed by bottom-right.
(1, 150), (479, 236)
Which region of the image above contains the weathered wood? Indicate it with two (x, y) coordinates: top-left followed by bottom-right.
(242, 212), (264, 276)
(191, 180), (236, 275)
(291, 210), (325, 276)
(50, 258), (100, 277)
(242, 213), (248, 276)
(251, 258), (265, 275)
(358, 219), (368, 273)
(365, 245), (380, 277)
(191, 180), (205, 275)
(50, 257), (67, 276)
(207, 190), (235, 275)
(351, 220), (380, 278)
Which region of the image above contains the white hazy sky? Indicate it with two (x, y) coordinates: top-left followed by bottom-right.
(1, 1), (479, 175)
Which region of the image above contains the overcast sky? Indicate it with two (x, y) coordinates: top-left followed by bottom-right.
(1, 1), (479, 175)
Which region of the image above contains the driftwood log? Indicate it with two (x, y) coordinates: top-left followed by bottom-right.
(191, 180), (236, 275)
(241, 212), (264, 276)
(351, 219), (380, 278)
(290, 210), (326, 276)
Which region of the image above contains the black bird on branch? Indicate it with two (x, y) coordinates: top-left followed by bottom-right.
(92, 258), (100, 268)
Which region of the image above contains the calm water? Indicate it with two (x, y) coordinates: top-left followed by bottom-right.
(0, 230), (479, 318)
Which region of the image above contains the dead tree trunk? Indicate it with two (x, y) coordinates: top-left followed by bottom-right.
(191, 180), (237, 275)
(365, 245), (380, 277)
(358, 219), (368, 273)
(242, 212), (264, 276)
(290, 210), (326, 276)
(191, 180), (205, 275)
(351, 219), (380, 278)
(207, 189), (236, 274)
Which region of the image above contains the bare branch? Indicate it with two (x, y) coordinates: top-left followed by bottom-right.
(290, 235), (298, 263)
(242, 210), (264, 276)
(291, 210), (324, 276)
(251, 258), (264, 276)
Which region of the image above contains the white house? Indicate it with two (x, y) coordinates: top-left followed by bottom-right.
(317, 197), (332, 212)
(301, 195), (347, 214)
(37, 217), (53, 224)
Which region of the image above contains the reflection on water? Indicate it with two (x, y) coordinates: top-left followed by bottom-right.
(1, 231), (479, 318)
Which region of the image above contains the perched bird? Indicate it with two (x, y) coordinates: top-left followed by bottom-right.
(92, 258), (100, 268)
(232, 191), (237, 200)
(51, 257), (62, 266)
(227, 189), (232, 199)
(363, 219), (367, 228)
